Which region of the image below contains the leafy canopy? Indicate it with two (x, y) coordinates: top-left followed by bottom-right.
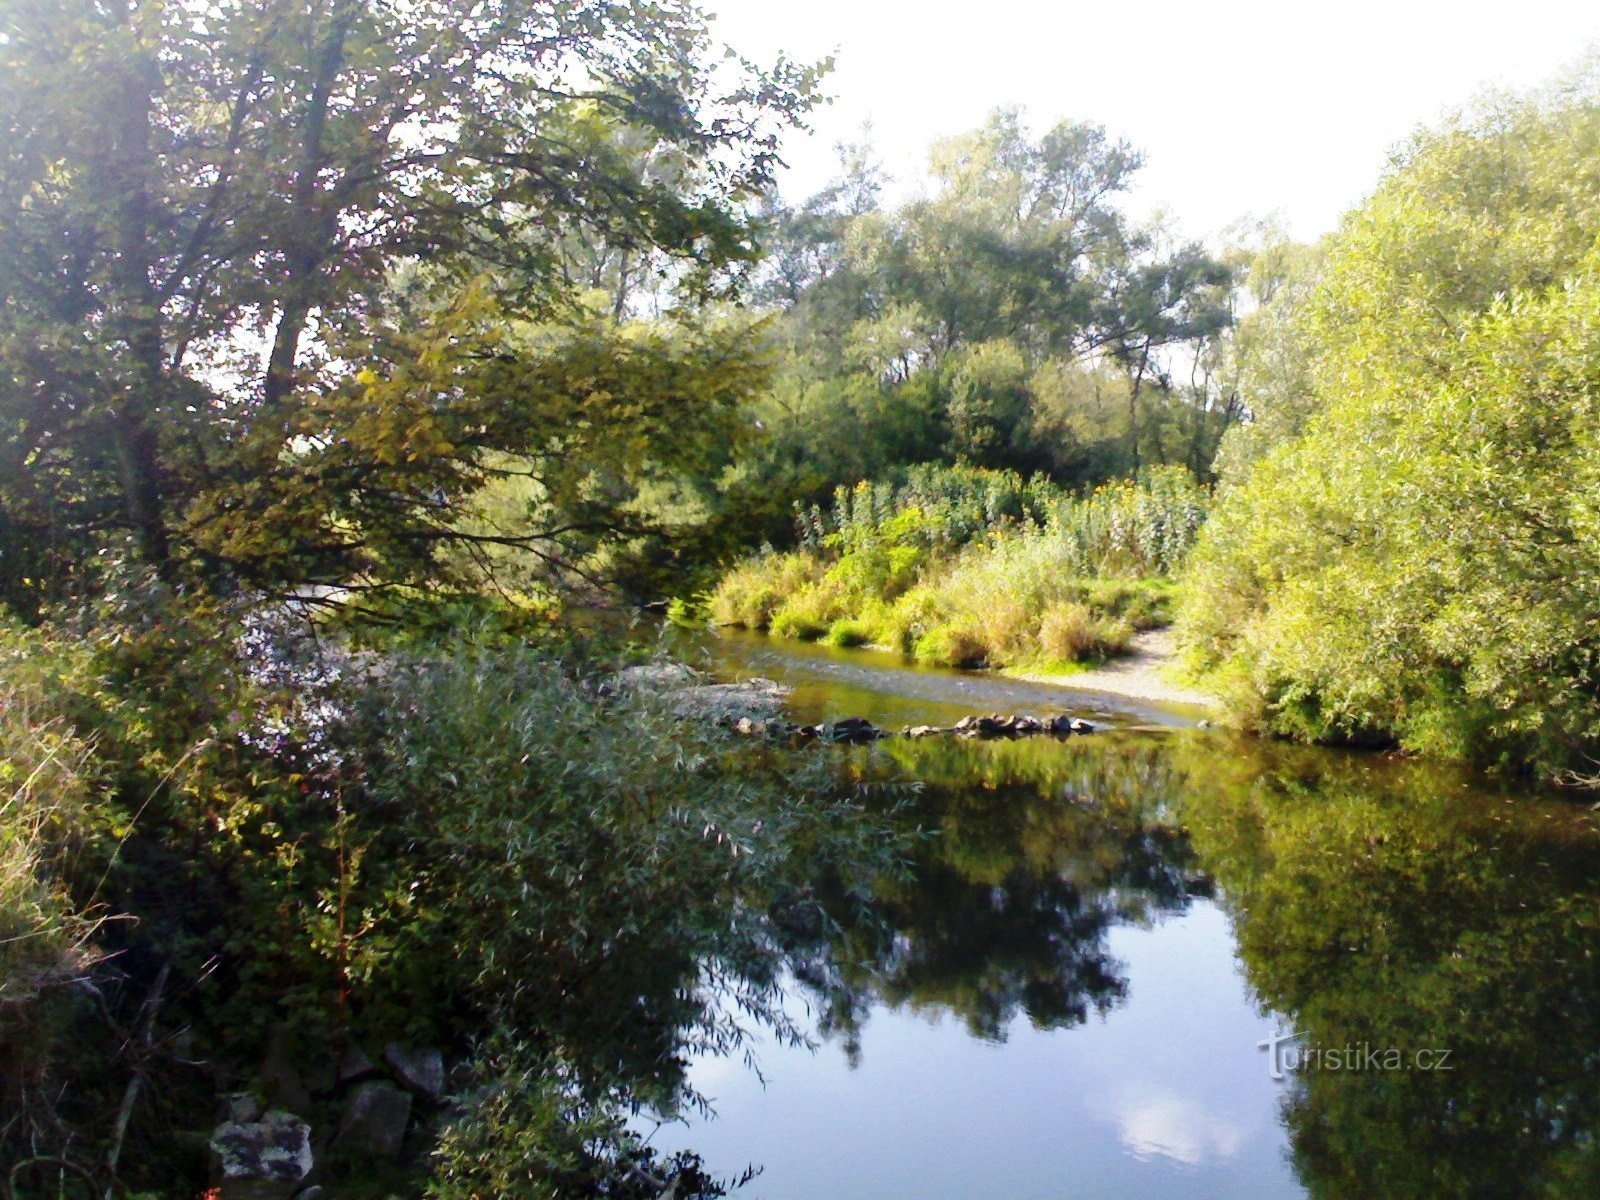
(0, 0), (824, 615)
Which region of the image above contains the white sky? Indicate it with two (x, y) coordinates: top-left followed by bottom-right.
(708, 0), (1600, 244)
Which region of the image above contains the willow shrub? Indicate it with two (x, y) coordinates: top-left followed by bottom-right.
(1180, 77), (1600, 778)
(0, 596), (908, 1191)
(1180, 270), (1600, 776)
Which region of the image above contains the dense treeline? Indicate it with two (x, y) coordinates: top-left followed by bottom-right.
(723, 110), (1239, 543)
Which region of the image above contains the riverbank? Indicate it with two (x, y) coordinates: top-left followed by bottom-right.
(1003, 629), (1217, 710)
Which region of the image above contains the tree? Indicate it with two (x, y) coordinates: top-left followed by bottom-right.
(0, 0), (824, 616)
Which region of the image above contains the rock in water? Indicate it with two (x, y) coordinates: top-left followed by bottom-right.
(209, 1110), (313, 1199)
(827, 717), (881, 743)
(337, 1081), (412, 1160)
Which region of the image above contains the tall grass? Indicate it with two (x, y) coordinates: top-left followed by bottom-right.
(0, 654), (102, 1006)
(708, 466), (1206, 669)
(795, 464), (1061, 553)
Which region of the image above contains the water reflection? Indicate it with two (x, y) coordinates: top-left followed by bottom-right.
(671, 634), (1600, 1199)
(1175, 741), (1600, 1199)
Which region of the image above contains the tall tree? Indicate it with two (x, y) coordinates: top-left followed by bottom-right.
(0, 0), (823, 615)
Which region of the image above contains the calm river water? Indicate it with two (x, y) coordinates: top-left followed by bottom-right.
(647, 629), (1600, 1200)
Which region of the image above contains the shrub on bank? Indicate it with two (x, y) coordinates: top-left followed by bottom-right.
(706, 550), (824, 629)
(0, 635), (104, 1010)
(1178, 82), (1600, 780)
(0, 599), (903, 1193)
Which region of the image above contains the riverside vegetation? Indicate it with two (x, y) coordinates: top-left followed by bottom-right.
(4, 0), (1600, 1192)
(707, 464), (1204, 671)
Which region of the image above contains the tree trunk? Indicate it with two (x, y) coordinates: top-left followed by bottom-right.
(106, 26), (171, 571)
(262, 3), (356, 412)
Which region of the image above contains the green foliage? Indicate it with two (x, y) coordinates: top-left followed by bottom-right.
(0, 0), (822, 614)
(1175, 738), (1600, 1198)
(727, 110), (1237, 529)
(428, 1037), (738, 1200)
(706, 550), (826, 630)
(1043, 467), (1210, 578)
(711, 467), (1203, 668)
(825, 618), (874, 648)
(796, 464), (1060, 553)
(1181, 70), (1600, 778)
(0, 633), (104, 1008)
(0, 598), (908, 1189)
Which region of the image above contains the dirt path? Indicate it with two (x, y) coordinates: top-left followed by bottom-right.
(1005, 628), (1218, 710)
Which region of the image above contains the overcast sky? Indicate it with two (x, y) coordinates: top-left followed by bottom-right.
(707, 0), (1600, 243)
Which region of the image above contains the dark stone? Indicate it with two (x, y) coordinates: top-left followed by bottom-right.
(383, 1043), (445, 1101)
(1070, 718), (1096, 734)
(1048, 714), (1077, 735)
(337, 1081), (412, 1161)
(827, 717), (881, 744)
(337, 1045), (381, 1086)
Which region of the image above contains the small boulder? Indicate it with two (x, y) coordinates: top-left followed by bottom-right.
(383, 1043), (446, 1102)
(337, 1081), (412, 1161)
(210, 1109), (314, 1200)
(337, 1044), (381, 1086)
(612, 662), (703, 692)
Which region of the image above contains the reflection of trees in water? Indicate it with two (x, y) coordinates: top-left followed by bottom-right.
(770, 735), (1201, 1058)
(1175, 739), (1600, 1199)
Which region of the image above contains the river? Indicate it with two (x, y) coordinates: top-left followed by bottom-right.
(645, 628), (1600, 1200)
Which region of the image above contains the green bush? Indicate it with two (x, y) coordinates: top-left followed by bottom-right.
(1039, 604), (1133, 663)
(913, 624), (989, 668)
(707, 551), (824, 629)
(826, 618), (875, 647)
(0, 600), (907, 1188)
